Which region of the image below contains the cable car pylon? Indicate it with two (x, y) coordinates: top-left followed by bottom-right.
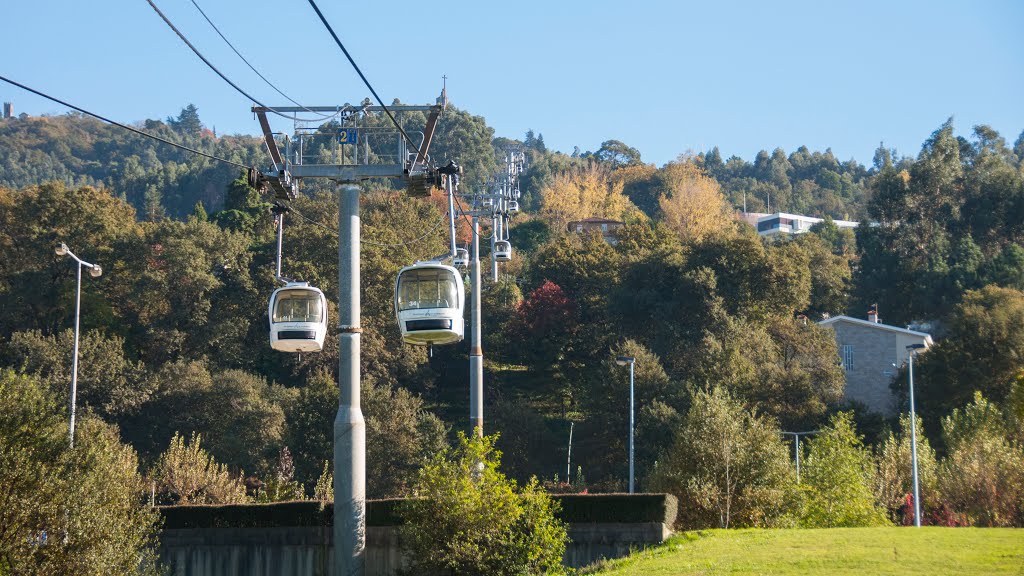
(251, 89), (447, 576)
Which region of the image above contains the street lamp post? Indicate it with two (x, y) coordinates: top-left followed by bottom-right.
(615, 355), (636, 493)
(54, 242), (102, 448)
(907, 343), (926, 527)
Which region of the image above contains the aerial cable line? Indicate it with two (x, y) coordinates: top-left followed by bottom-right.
(453, 194), (495, 240)
(305, 0), (423, 158)
(187, 0), (339, 122)
(0, 74), (251, 170)
(145, 0), (319, 122)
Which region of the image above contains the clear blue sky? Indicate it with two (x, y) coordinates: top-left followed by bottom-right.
(3, 0), (1022, 167)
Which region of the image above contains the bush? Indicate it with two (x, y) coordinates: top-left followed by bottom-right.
(399, 433), (568, 576)
(152, 432), (248, 505)
(801, 412), (889, 527)
(937, 393), (1024, 526)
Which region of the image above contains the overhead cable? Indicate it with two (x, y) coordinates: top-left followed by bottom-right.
(454, 194), (495, 240)
(187, 0), (338, 121)
(145, 0), (318, 122)
(0, 74), (251, 170)
(304, 0), (423, 158)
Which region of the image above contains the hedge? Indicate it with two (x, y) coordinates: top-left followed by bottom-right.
(159, 493), (677, 530)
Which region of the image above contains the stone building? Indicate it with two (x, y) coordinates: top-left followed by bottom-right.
(818, 312), (933, 416)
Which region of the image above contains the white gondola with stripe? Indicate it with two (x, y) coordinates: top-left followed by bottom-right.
(269, 282), (328, 352)
(394, 263), (465, 346)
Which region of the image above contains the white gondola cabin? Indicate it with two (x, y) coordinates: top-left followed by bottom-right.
(454, 247), (470, 269)
(494, 240), (512, 262)
(395, 263), (465, 346)
(269, 282), (328, 352)
(508, 200), (519, 213)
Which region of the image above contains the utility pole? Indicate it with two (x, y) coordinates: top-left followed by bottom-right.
(252, 93), (446, 576)
(780, 431), (819, 483)
(566, 421), (574, 480)
(470, 213), (483, 436)
(907, 344), (925, 527)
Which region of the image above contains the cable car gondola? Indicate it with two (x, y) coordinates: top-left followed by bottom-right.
(269, 282), (328, 352)
(454, 247), (470, 269)
(508, 200), (519, 214)
(494, 240), (512, 262)
(395, 263), (465, 346)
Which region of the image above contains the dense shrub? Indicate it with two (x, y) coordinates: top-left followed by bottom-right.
(399, 433), (568, 576)
(801, 412), (889, 527)
(937, 393), (1024, 526)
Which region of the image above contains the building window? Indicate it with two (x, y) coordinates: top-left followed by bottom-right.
(842, 344), (854, 372)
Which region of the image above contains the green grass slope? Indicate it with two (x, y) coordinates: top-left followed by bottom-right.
(590, 528), (1024, 575)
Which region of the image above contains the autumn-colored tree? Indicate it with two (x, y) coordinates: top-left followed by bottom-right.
(510, 280), (576, 366)
(539, 164), (634, 231)
(657, 162), (734, 243)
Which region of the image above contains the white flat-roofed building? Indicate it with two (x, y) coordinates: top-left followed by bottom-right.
(756, 212), (858, 238)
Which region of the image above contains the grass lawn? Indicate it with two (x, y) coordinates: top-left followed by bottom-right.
(588, 527), (1024, 575)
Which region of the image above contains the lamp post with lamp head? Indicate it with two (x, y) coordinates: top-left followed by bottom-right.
(55, 242), (102, 448)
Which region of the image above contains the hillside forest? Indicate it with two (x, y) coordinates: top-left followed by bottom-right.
(2, 105), (1024, 530)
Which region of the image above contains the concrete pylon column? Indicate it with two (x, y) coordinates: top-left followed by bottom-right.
(335, 182), (365, 576)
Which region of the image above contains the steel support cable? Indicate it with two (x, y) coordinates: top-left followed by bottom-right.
(187, 0), (340, 122)
(304, 0), (422, 159)
(453, 194), (495, 240)
(0, 74), (251, 170)
(145, 0), (321, 122)
(285, 202), (448, 248)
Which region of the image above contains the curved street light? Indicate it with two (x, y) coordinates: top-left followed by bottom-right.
(55, 242), (102, 448)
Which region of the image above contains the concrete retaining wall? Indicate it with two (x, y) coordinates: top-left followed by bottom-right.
(158, 522), (671, 575)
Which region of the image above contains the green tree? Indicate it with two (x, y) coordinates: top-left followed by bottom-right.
(0, 183), (138, 339)
(915, 285), (1024, 427)
(399, 433), (567, 576)
(800, 412), (889, 527)
(732, 318), (845, 431)
(3, 329), (150, 421)
(594, 139), (643, 168)
(285, 370), (447, 497)
(648, 386), (796, 529)
(580, 340), (678, 485)
(794, 231), (852, 317)
(169, 104), (203, 138)
(132, 361), (292, 475)
(0, 371), (161, 575)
